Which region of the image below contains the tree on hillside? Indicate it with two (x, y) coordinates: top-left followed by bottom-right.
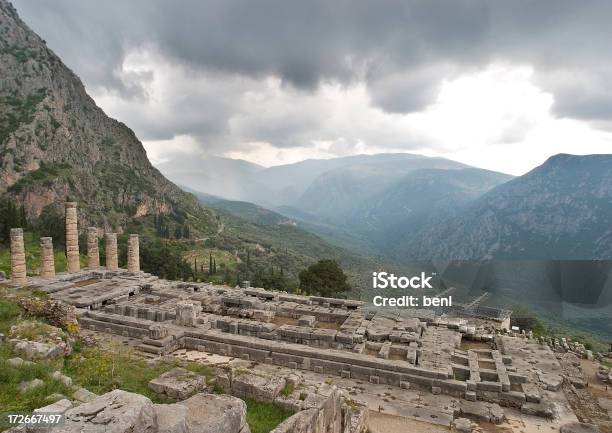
(511, 304), (546, 336)
(0, 199), (27, 244)
(298, 259), (350, 297)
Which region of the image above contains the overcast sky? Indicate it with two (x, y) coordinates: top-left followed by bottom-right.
(13, 0), (612, 175)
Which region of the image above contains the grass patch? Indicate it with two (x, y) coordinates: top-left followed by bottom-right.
(244, 398), (293, 433)
(0, 343), (74, 430)
(63, 345), (214, 403)
(0, 298), (21, 333)
(280, 382), (295, 397)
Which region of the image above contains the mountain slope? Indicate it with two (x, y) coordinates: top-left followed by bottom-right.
(412, 154), (612, 259)
(0, 0), (214, 234)
(0, 0), (385, 294)
(356, 167), (513, 254)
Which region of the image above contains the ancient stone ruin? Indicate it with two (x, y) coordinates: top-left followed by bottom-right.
(6, 202), (601, 432)
(105, 232), (119, 271)
(39, 237), (55, 279)
(65, 202), (80, 273)
(87, 227), (99, 270)
(10, 227), (27, 286)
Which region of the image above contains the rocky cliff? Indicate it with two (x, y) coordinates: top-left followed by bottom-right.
(0, 0), (214, 232)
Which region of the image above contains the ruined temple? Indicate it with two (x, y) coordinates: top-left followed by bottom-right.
(7, 203), (585, 432)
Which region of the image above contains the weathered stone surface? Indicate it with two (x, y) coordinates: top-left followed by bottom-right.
(538, 372), (563, 391)
(453, 417), (473, 433)
(34, 399), (72, 415)
(10, 228), (27, 286)
(127, 234), (140, 273)
(232, 372), (285, 402)
(61, 389), (157, 433)
(72, 387), (98, 403)
(87, 227), (100, 269)
(105, 233), (119, 271)
(65, 202), (80, 273)
(50, 370), (73, 386)
(521, 402), (554, 418)
(19, 378), (44, 393)
(175, 302), (198, 327)
(11, 339), (65, 361)
(560, 422), (601, 433)
(459, 401), (505, 424)
(176, 393), (249, 433)
(40, 237), (56, 279)
(148, 367), (206, 400)
(153, 404), (189, 433)
(149, 324), (168, 340)
(298, 315), (316, 327)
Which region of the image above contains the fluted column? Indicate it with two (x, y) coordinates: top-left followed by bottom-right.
(105, 233), (118, 271)
(127, 234), (140, 273)
(65, 202), (80, 273)
(87, 227), (99, 269)
(10, 228), (27, 286)
(40, 237), (55, 279)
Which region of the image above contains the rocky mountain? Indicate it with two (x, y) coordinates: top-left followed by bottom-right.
(0, 0), (214, 233)
(0, 0), (385, 292)
(412, 154), (612, 259)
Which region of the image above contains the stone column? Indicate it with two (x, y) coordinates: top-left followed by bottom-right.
(40, 237), (55, 279)
(127, 234), (140, 273)
(10, 228), (27, 286)
(105, 233), (118, 271)
(65, 202), (80, 273)
(87, 227), (99, 269)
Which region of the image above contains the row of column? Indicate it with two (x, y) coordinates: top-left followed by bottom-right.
(9, 202), (140, 286)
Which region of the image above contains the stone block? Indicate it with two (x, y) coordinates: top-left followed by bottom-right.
(148, 367), (206, 400)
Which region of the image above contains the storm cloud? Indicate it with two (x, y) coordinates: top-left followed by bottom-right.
(11, 0), (612, 171)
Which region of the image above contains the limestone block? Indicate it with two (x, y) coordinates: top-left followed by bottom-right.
(148, 367), (206, 400)
(61, 389), (156, 433)
(231, 372), (285, 402)
(177, 393), (249, 433)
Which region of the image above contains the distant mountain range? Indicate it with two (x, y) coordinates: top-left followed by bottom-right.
(164, 152), (612, 261)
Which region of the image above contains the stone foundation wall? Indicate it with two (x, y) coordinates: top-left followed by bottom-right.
(270, 389), (368, 433)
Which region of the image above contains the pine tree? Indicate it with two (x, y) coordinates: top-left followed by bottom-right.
(209, 253), (213, 276)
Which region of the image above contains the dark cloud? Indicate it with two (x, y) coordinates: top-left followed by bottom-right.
(11, 0), (612, 151)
